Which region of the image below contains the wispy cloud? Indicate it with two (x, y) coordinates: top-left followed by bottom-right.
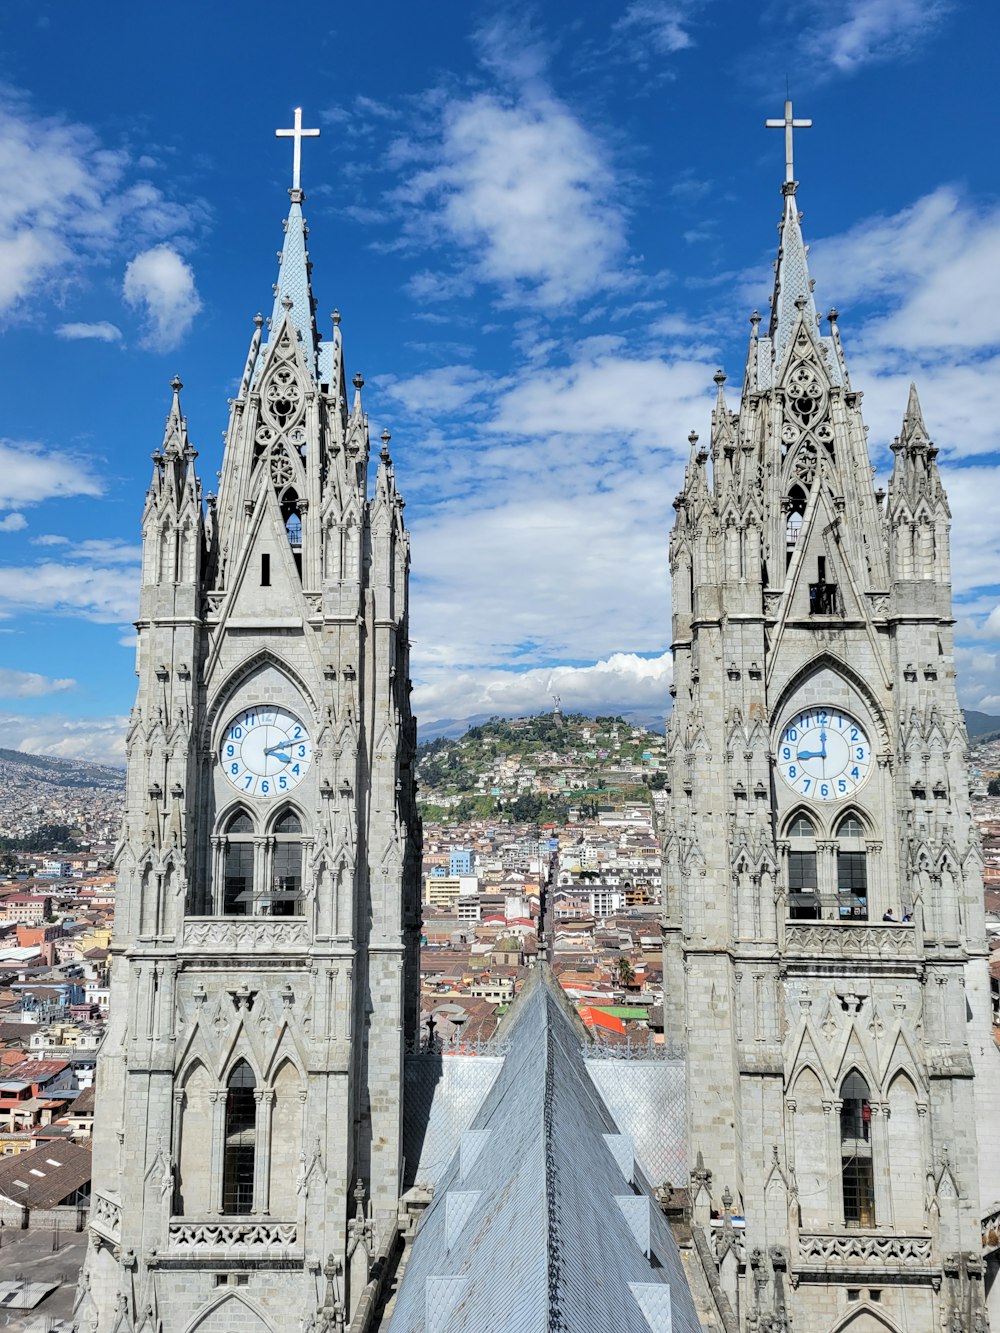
(818, 0), (953, 73)
(0, 439), (102, 510)
(0, 710), (127, 765)
(123, 245), (202, 351)
(56, 320), (122, 342)
(0, 668), (75, 699)
(613, 2), (701, 54)
(0, 513), (26, 532)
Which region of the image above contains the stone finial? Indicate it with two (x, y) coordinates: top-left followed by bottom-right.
(332, 308), (341, 327)
(353, 372), (365, 390)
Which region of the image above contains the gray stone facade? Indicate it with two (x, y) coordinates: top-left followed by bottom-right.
(77, 174), (420, 1332)
(662, 172), (1000, 1331)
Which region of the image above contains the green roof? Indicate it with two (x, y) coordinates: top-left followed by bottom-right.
(591, 1006), (649, 1020)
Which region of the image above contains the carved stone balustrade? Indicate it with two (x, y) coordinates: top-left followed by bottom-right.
(798, 1231), (933, 1272)
(784, 922), (917, 961)
(167, 1219), (299, 1252)
(180, 917), (309, 952)
(89, 1192), (122, 1244)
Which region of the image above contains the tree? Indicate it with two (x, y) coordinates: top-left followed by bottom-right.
(988, 778), (1000, 797)
(615, 958), (635, 988)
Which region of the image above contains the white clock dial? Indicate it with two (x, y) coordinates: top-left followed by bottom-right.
(220, 706), (312, 798)
(776, 707), (872, 801)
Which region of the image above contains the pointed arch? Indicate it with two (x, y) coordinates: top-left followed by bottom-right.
(839, 1068), (876, 1227)
(887, 1070), (924, 1229)
(829, 1306), (904, 1333)
(183, 1291), (275, 1333)
(770, 652), (890, 751)
(204, 648), (318, 747)
(178, 1059), (213, 1216)
(268, 1057), (303, 1218)
(222, 1058), (257, 1215)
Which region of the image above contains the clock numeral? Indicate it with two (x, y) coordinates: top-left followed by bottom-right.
(802, 778), (811, 792)
(838, 780), (847, 792)
(226, 745), (235, 758)
(230, 762), (239, 776)
(851, 766), (860, 779)
(279, 776), (287, 790)
(292, 726), (302, 739)
(820, 783), (829, 797)
(782, 746), (791, 759)
(231, 726), (243, 740)
(261, 780), (270, 794)
(243, 775), (253, 790)
(243, 711), (257, 728)
(789, 765), (797, 778)
(786, 727), (798, 741)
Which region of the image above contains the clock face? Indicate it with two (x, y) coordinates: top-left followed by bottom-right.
(776, 707), (872, 801)
(220, 706), (312, 798)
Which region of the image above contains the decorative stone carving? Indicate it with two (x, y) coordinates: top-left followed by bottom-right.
(168, 1220), (298, 1250)
(90, 1192), (122, 1239)
(784, 923), (917, 959)
(181, 917), (309, 950)
(798, 1232), (932, 1265)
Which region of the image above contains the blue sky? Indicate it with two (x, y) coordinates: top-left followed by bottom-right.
(1, 1), (999, 763)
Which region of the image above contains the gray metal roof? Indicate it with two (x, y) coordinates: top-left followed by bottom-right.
(389, 966), (701, 1333)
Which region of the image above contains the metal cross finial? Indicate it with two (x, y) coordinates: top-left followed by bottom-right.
(765, 98), (812, 184)
(275, 107), (320, 192)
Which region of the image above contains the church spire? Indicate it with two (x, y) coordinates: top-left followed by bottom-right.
(268, 108), (322, 374)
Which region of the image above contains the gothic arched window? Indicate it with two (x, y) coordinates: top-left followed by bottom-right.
(223, 810), (255, 916)
(840, 1071), (875, 1227)
(787, 815), (819, 920)
(785, 485), (807, 563)
(222, 1060), (257, 1215)
(836, 814), (868, 921)
(269, 809), (303, 917)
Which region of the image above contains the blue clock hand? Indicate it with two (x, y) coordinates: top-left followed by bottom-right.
(264, 742), (291, 760)
(796, 749), (824, 760)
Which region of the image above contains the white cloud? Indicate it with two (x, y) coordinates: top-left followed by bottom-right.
(0, 94), (204, 318)
(56, 320), (122, 342)
(379, 365), (493, 415)
(0, 440), (102, 510)
(123, 245), (202, 351)
(0, 710), (127, 766)
(0, 668), (75, 698)
(414, 652), (672, 731)
(817, 0), (952, 73)
(0, 558), (139, 624)
(0, 513), (26, 532)
(614, 2), (699, 54)
(399, 89), (627, 309)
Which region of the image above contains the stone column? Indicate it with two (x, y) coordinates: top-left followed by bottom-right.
(208, 1089), (226, 1215)
(830, 1098), (845, 1227)
(871, 1101), (892, 1228)
(816, 841), (838, 921)
(253, 1088), (275, 1215)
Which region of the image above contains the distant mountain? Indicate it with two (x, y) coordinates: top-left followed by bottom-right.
(0, 747), (125, 790)
(964, 710), (1000, 741)
(418, 706), (667, 743)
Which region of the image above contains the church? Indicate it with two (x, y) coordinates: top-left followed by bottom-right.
(76, 106), (1000, 1333)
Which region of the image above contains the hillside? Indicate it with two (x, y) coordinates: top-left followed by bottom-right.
(963, 710), (1000, 742)
(0, 748), (125, 848)
(415, 712), (666, 822)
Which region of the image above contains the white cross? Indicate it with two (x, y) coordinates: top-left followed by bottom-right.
(275, 107), (320, 192)
(765, 98), (812, 184)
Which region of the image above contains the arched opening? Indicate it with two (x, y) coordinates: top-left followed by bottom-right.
(280, 487), (302, 577)
(836, 814), (868, 921)
(785, 485), (807, 566)
(223, 810), (255, 916)
(268, 1060), (303, 1217)
(222, 1060), (257, 1215)
(840, 1071), (875, 1227)
(178, 1061), (212, 1215)
(787, 814), (819, 920)
(267, 809), (303, 917)
(793, 1067), (829, 1227)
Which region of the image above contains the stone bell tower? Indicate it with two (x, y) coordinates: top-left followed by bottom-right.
(661, 102), (999, 1332)
(78, 109), (421, 1333)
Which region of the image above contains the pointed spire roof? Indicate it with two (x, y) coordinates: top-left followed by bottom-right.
(768, 185), (818, 361)
(268, 192), (318, 368)
(900, 381), (931, 448)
